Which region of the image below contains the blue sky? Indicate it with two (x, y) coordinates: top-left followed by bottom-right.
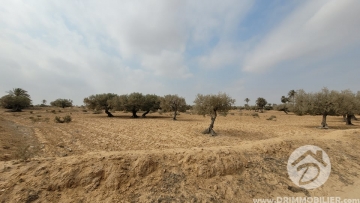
(1, 0), (360, 106)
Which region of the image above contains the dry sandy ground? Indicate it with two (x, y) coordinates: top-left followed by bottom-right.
(0, 107), (359, 202)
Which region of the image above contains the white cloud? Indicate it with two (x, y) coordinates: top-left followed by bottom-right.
(198, 41), (243, 69)
(141, 50), (192, 78)
(186, 0), (253, 44)
(243, 0), (360, 72)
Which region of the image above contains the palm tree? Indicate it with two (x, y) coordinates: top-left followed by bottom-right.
(244, 98), (250, 110)
(2, 88), (32, 111)
(7, 88), (30, 98)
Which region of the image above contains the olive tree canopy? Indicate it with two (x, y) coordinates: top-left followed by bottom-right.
(83, 93), (118, 117)
(334, 89), (360, 125)
(122, 92), (145, 118)
(141, 94), (161, 117)
(160, 94), (186, 120)
(50, 99), (73, 108)
(293, 88), (360, 128)
(193, 93), (235, 136)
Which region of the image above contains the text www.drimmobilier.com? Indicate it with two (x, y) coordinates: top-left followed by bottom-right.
(253, 197), (360, 203)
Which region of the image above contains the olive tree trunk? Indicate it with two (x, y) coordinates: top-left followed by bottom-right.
(142, 110), (150, 117)
(105, 108), (114, 117)
(320, 113), (328, 129)
(346, 114), (354, 125)
(173, 108), (178, 120)
(203, 110), (217, 136)
(132, 109), (139, 118)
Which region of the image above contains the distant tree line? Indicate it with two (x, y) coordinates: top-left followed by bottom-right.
(292, 88), (360, 128)
(1, 87), (360, 133)
(83, 93), (188, 119)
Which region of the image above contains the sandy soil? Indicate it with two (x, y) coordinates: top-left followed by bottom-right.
(0, 107), (359, 202)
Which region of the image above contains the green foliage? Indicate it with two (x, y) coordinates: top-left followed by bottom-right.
(40, 99), (47, 107)
(0, 88), (32, 111)
(281, 96), (289, 104)
(288, 90), (296, 103)
(264, 103), (273, 110)
(50, 99), (73, 108)
(83, 93), (117, 111)
(193, 93), (235, 117)
(123, 92), (144, 112)
(255, 97), (267, 111)
(293, 89), (312, 115)
(160, 95), (186, 112)
(142, 94), (161, 112)
(274, 104), (287, 111)
(334, 89), (360, 116)
(293, 88), (360, 126)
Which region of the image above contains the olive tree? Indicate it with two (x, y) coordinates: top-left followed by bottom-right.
(255, 97), (267, 113)
(334, 90), (360, 125)
(193, 93), (235, 136)
(160, 94), (186, 120)
(292, 89), (311, 116)
(0, 88), (32, 111)
(294, 88), (338, 128)
(50, 99), (73, 108)
(83, 93), (118, 117)
(141, 94), (161, 117)
(122, 92), (145, 118)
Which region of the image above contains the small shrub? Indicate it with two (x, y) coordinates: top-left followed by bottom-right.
(63, 115), (72, 123)
(267, 115), (277, 121)
(29, 117), (41, 122)
(58, 110), (61, 112)
(230, 113), (235, 115)
(54, 116), (62, 123)
(37, 115), (42, 117)
(29, 111), (33, 114)
(158, 110), (163, 115)
(251, 113), (259, 118)
(82, 109), (87, 112)
(54, 115), (72, 123)
(51, 110), (56, 114)
(219, 112), (227, 117)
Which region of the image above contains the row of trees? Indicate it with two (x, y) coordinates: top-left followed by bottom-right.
(292, 88), (360, 128)
(2, 88), (359, 133)
(83, 93), (188, 120)
(83, 92), (235, 135)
